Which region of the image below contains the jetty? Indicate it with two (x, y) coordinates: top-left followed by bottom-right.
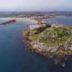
(0, 19), (16, 25)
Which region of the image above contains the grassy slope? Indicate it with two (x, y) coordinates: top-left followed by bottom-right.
(31, 25), (72, 46)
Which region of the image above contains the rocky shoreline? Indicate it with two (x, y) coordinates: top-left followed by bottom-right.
(22, 24), (72, 67)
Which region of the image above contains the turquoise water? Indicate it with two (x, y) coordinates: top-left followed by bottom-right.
(0, 18), (72, 72)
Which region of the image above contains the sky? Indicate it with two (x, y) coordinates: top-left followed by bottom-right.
(0, 0), (72, 11)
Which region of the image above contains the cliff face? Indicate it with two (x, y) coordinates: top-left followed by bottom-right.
(23, 24), (72, 66)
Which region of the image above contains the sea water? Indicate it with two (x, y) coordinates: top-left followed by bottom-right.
(0, 17), (72, 72)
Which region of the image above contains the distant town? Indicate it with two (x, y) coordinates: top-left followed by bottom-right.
(0, 11), (72, 17)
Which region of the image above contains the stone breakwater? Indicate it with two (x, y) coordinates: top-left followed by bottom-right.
(0, 17), (38, 24)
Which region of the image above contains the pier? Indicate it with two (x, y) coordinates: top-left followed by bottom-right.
(0, 16), (48, 26)
(0, 19), (16, 25)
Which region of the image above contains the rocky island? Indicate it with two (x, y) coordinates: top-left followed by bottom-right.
(23, 23), (72, 67)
